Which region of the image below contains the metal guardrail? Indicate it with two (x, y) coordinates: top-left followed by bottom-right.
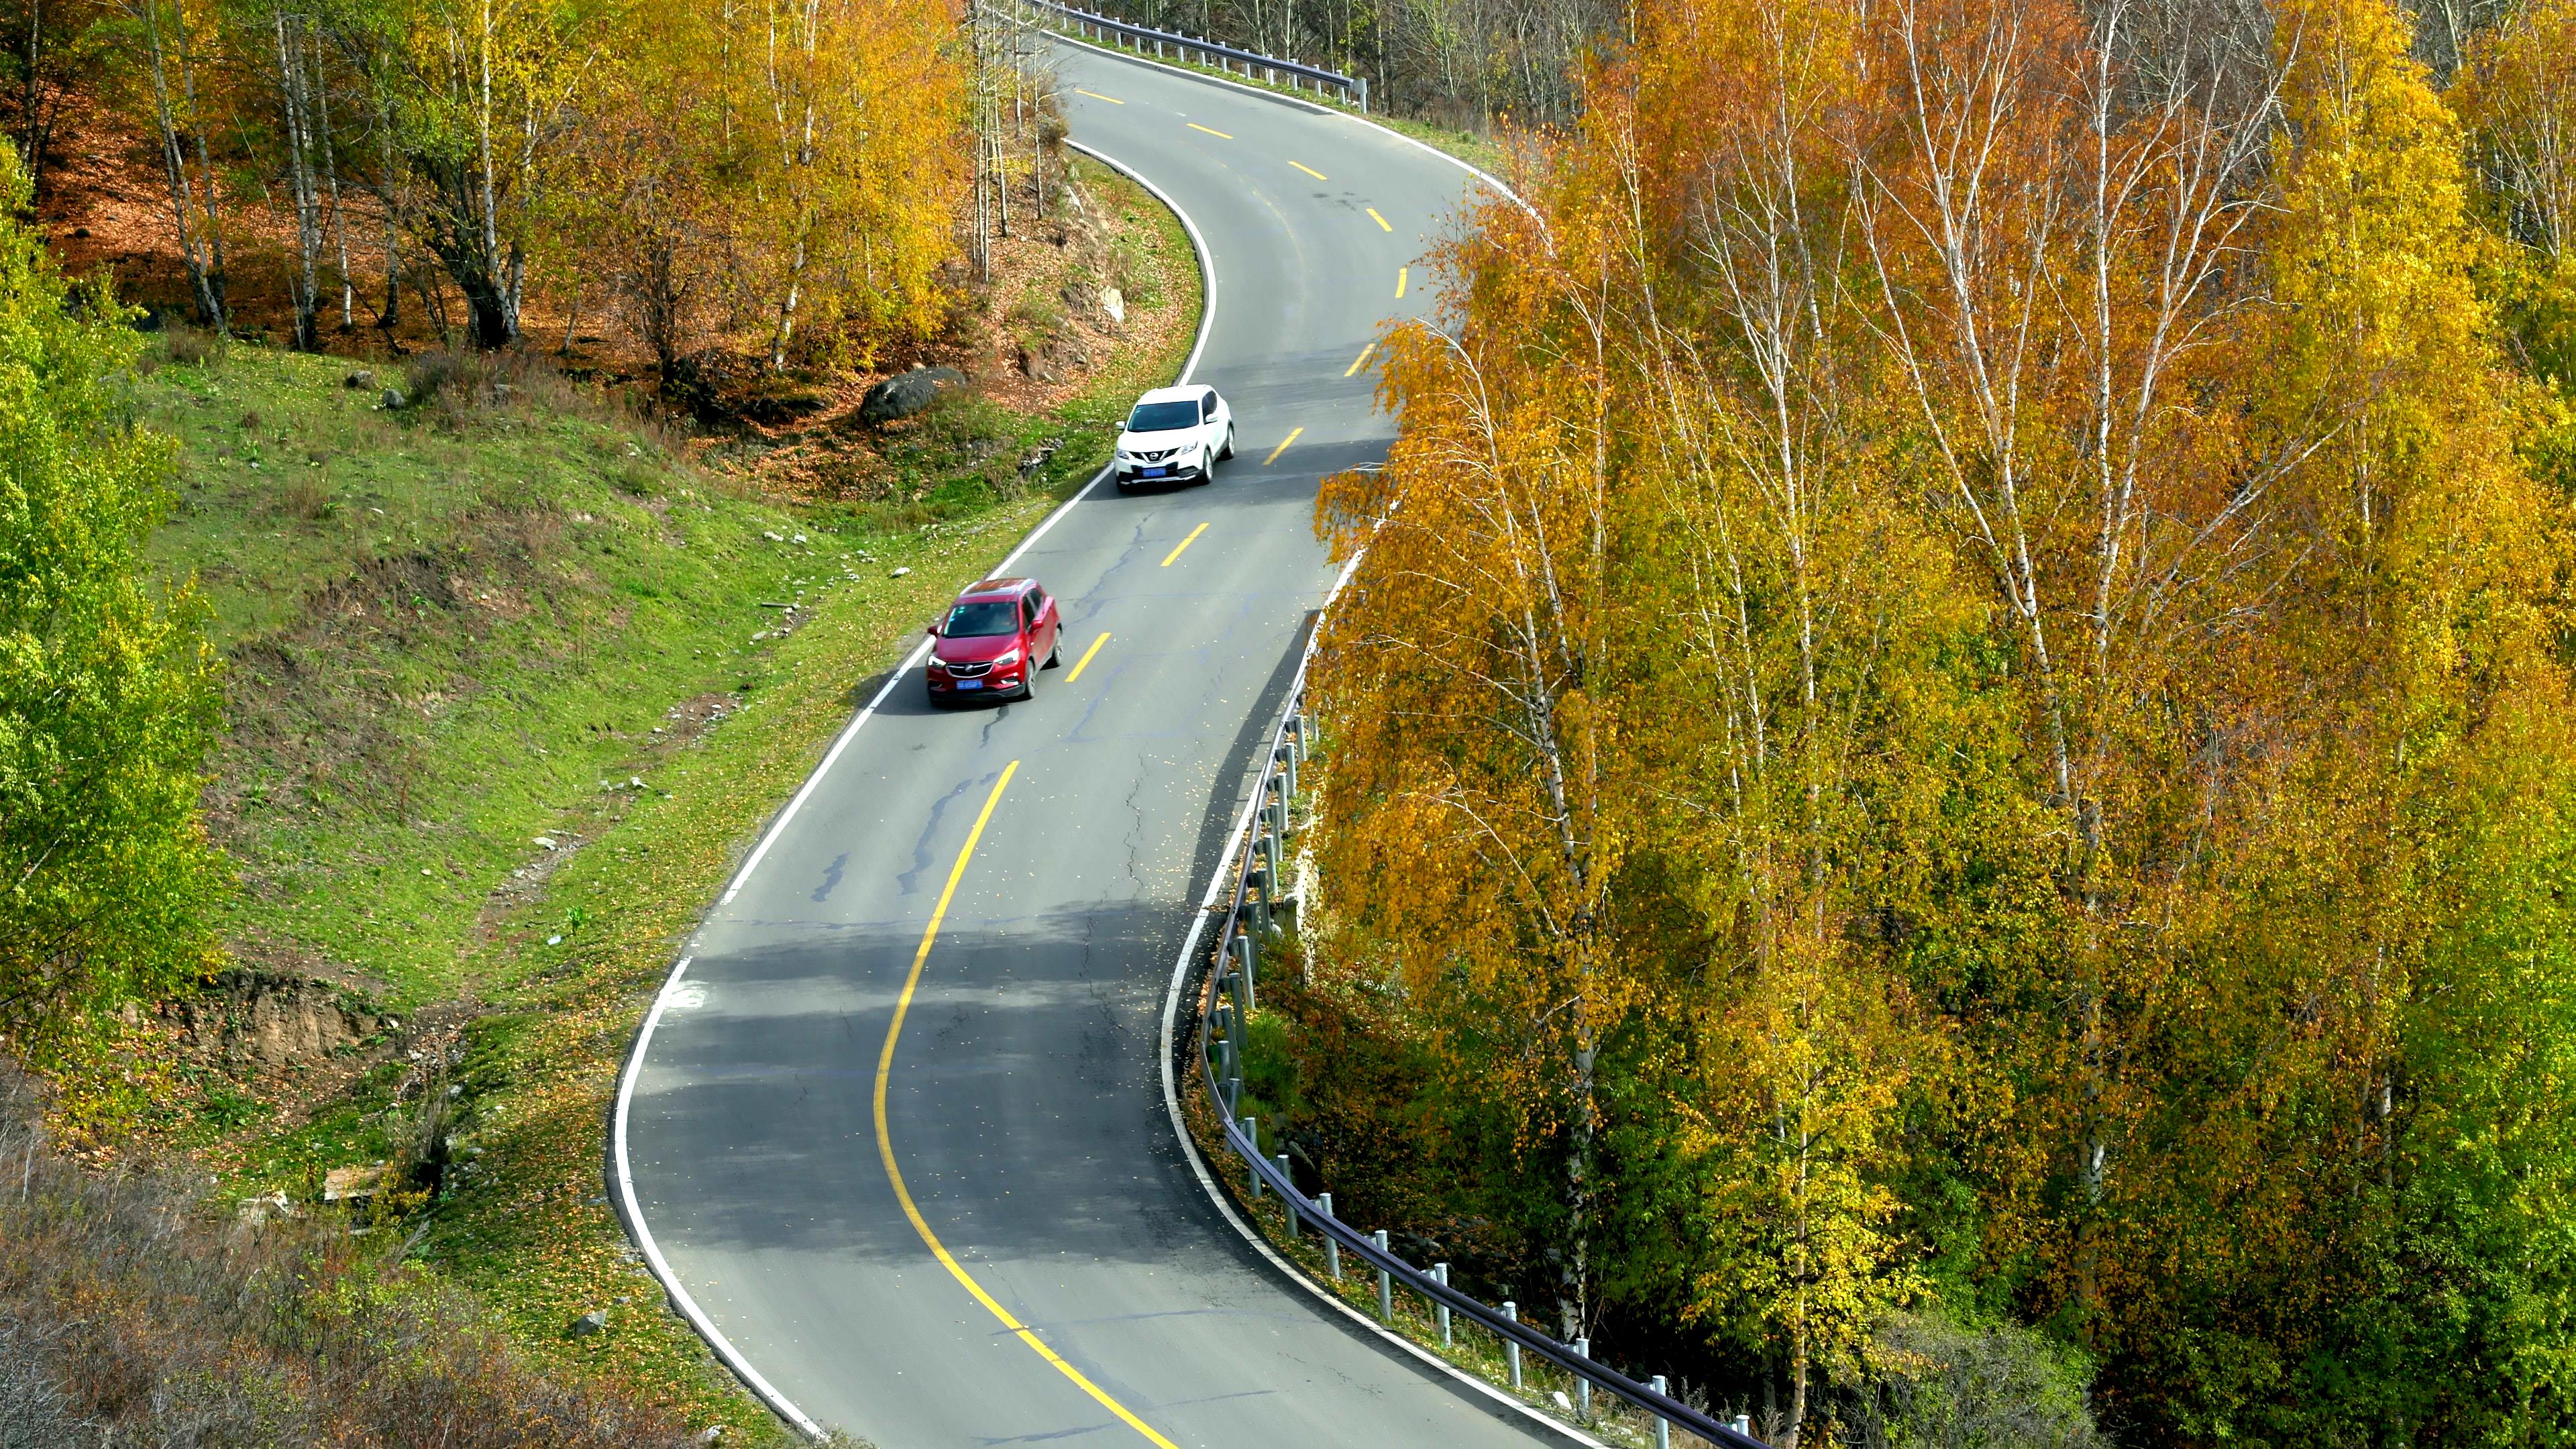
(1034, 0), (1368, 111)
(1186, 612), (1766, 1449)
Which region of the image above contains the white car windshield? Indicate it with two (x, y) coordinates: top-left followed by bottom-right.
(1127, 400), (1200, 432)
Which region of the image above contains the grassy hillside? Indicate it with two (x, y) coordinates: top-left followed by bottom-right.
(103, 157), (1203, 1439)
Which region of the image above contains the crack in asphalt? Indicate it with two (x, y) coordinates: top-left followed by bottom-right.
(811, 851), (849, 903)
(898, 773), (980, 898)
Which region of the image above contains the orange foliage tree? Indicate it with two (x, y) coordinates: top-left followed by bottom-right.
(1301, 0), (2576, 1438)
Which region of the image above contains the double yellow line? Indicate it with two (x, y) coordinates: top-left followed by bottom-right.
(872, 761), (1178, 1448)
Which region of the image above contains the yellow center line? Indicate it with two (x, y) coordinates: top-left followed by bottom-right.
(1265, 427), (1303, 465)
(871, 763), (1179, 1449)
(1161, 523), (1210, 567)
(1345, 343), (1375, 378)
(1187, 121), (1232, 138)
(1289, 160), (1327, 180)
(1395, 265), (1408, 299)
(1065, 631), (1110, 682)
(1366, 206), (1393, 231)
(1075, 87), (1124, 103)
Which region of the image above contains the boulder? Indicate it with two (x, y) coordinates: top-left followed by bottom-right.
(568, 1309), (608, 1338)
(343, 368), (376, 390)
(859, 366), (968, 425)
(1100, 287), (1126, 327)
(323, 1164), (386, 1202)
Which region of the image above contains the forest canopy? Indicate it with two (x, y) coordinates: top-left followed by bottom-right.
(1296, 0), (2576, 1441)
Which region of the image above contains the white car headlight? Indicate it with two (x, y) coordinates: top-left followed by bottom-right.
(994, 647), (1022, 666)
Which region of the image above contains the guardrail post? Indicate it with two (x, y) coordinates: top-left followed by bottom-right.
(1652, 1375), (1671, 1449)
(1574, 1338), (1591, 1419)
(1228, 930), (1256, 1012)
(1732, 1413), (1753, 1438)
(1277, 1155), (1296, 1236)
(1358, 76), (1368, 111)
(1240, 1116), (1260, 1196)
(1373, 1230), (1391, 1321)
(1318, 1193), (1338, 1279)
(1432, 1262), (1451, 1346)
(1503, 1301), (1521, 1389)
(1262, 794), (1283, 881)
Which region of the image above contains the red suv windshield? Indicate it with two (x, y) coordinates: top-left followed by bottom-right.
(943, 600), (1019, 637)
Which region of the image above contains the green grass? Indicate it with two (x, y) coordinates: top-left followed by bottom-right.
(136, 156), (1203, 1439)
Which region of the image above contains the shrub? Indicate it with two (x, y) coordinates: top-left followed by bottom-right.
(1006, 288), (1063, 338)
(280, 470), (333, 520)
(1108, 235), (1163, 309)
(404, 349), (479, 409)
(1845, 1308), (2102, 1449)
(164, 324), (221, 367)
(0, 1066), (711, 1448)
(0, 138), (228, 1079)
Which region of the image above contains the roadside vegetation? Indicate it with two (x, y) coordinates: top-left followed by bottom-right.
(0, 91), (1201, 1438)
(1265, 0), (2576, 1444)
(0, 1066), (742, 1448)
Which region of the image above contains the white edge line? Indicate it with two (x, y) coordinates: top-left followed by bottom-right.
(613, 138), (1224, 1440)
(1051, 30), (1527, 210)
(612, 955), (826, 1438)
(1150, 552), (1611, 1449)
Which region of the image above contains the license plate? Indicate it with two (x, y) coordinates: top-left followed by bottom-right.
(956, 679), (983, 690)
(1143, 467), (1166, 478)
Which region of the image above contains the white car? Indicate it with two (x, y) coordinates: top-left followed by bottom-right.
(1114, 384), (1234, 490)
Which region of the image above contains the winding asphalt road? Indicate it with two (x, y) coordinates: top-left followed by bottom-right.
(616, 41), (1550, 1449)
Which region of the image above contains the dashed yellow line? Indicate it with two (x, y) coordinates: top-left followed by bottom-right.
(1188, 122), (1232, 139)
(1290, 160), (1327, 180)
(1161, 523), (1210, 567)
(1265, 427), (1303, 465)
(1366, 207), (1393, 231)
(1065, 631), (1110, 682)
(1075, 88), (1124, 103)
(1345, 343), (1375, 377)
(1395, 266), (1408, 299)
(869, 764), (1181, 1449)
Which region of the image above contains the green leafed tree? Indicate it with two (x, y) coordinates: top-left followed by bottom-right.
(0, 140), (227, 1069)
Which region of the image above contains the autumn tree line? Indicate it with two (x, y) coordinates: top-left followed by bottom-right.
(1103, 0), (1609, 121)
(0, 0), (993, 384)
(1298, 0), (2576, 1442)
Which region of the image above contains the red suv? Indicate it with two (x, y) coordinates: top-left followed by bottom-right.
(926, 577), (1061, 703)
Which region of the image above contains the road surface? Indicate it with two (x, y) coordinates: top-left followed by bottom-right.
(619, 40), (1543, 1449)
